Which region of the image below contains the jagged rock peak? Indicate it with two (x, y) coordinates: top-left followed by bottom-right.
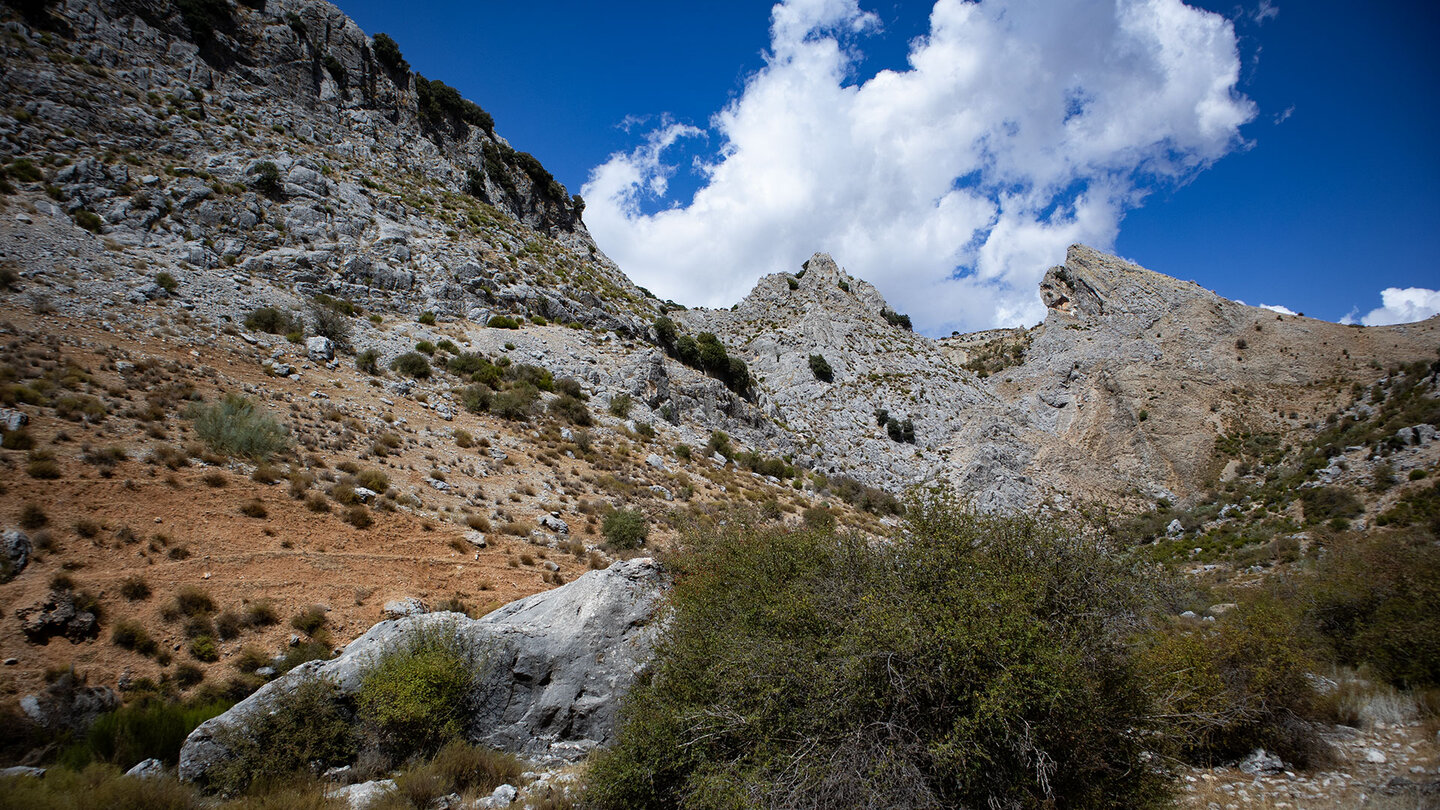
(1040, 244), (1226, 321)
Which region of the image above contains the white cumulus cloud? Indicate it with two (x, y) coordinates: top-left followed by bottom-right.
(1258, 303), (1297, 315)
(583, 0), (1255, 335)
(1355, 287), (1440, 326)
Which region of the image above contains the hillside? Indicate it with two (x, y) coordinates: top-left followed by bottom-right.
(0, 0), (1438, 807)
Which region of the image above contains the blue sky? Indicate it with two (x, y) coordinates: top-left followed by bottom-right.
(334, 0), (1440, 334)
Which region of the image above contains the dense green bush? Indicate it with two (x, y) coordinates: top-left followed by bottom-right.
(389, 352), (431, 379)
(59, 697), (230, 771)
(415, 75), (493, 136)
(248, 161), (281, 196)
(357, 622), (482, 757)
(489, 383), (539, 421)
(187, 395), (289, 461)
(586, 495), (1171, 809)
(371, 32), (408, 72)
(356, 349), (380, 375)
(548, 393), (592, 426)
(242, 306), (291, 334)
(1299, 486), (1363, 525)
(602, 509), (648, 550)
(881, 307), (913, 330)
(487, 315), (520, 329)
(1137, 595), (1322, 766)
(1304, 529), (1440, 687)
(807, 353), (833, 382)
(608, 392), (632, 418)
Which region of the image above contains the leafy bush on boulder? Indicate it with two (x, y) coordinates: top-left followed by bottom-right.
(357, 622), (482, 757)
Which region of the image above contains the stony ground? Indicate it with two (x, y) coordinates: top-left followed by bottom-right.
(0, 295), (858, 706)
(1180, 720), (1439, 809)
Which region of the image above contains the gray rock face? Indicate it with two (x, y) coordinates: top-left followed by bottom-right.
(537, 513), (569, 535)
(179, 559), (666, 783)
(2, 529), (31, 581)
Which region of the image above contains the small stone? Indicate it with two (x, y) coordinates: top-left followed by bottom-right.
(125, 758), (165, 778)
(646, 453), (667, 470)
(383, 598), (426, 619)
(539, 513), (570, 535)
(1362, 748), (1387, 764)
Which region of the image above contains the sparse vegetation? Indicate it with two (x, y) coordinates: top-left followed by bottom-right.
(187, 394), (289, 461)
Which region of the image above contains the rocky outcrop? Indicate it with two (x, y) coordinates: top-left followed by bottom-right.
(16, 589), (100, 644)
(178, 558), (667, 783)
(0, 0), (656, 336)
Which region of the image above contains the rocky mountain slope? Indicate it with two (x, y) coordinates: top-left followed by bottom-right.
(686, 246), (1439, 511)
(0, 0), (1437, 805)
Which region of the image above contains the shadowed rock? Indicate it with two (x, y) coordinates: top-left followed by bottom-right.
(179, 558), (666, 783)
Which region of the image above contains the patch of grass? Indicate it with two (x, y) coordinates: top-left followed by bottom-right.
(187, 394), (289, 461)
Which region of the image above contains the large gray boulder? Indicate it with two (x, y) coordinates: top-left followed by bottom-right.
(179, 559), (666, 783)
(2, 529), (31, 582)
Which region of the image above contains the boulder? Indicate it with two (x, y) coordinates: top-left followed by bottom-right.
(16, 589), (100, 643)
(538, 513), (569, 535)
(179, 559), (666, 783)
(328, 779), (396, 809)
(2, 529), (31, 581)
(305, 336), (335, 363)
(382, 598), (425, 619)
(0, 407), (28, 432)
(125, 758), (165, 778)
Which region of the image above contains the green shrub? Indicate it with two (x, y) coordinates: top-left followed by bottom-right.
(391, 740), (521, 808)
(415, 340), (436, 356)
(243, 306), (292, 334)
(120, 575), (151, 601)
(356, 349), (380, 375)
(1300, 486), (1362, 524)
(487, 315), (520, 329)
(673, 444), (691, 460)
(371, 32), (408, 71)
(249, 161), (281, 195)
(73, 209), (103, 233)
(155, 272), (179, 293)
(548, 393), (592, 426)
(601, 509), (648, 550)
(174, 586), (215, 617)
(357, 622), (482, 757)
(807, 353), (833, 382)
(189, 635), (219, 662)
(1305, 530), (1440, 687)
(56, 697), (230, 772)
(490, 384), (538, 421)
(206, 675), (354, 795)
(585, 494), (1170, 809)
(389, 352), (431, 379)
(112, 620), (158, 656)
(289, 605), (328, 637)
(608, 392), (632, 418)
(187, 395), (289, 461)
(1138, 594), (1322, 766)
(881, 307), (913, 330)
(309, 305), (351, 352)
(323, 54), (346, 86)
